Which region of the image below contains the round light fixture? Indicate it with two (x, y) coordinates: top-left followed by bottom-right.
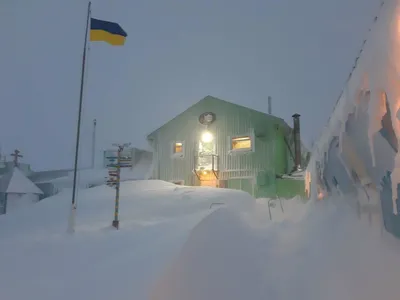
(201, 131), (213, 143)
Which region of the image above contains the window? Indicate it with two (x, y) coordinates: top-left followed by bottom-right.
(174, 142), (183, 154)
(231, 136), (252, 150)
(172, 141), (185, 158)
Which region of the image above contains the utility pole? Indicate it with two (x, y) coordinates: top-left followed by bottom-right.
(11, 149), (23, 167)
(106, 142), (131, 229)
(91, 119), (97, 169)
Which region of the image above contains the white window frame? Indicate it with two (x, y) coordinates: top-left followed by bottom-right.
(228, 130), (255, 154)
(171, 141), (185, 158)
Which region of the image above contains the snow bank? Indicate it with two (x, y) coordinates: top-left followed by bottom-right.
(0, 180), (255, 241)
(0, 180), (255, 300)
(2, 177), (399, 300)
(253, 195), (309, 223)
(150, 196), (400, 300)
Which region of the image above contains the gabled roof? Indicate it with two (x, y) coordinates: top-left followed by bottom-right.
(0, 167), (43, 194)
(147, 95), (291, 139)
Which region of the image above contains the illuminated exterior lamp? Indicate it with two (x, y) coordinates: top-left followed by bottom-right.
(201, 131), (213, 143)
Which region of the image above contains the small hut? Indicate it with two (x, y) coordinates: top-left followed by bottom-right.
(0, 167), (43, 214)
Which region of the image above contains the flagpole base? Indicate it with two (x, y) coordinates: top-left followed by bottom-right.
(112, 220), (119, 229)
(67, 204), (77, 233)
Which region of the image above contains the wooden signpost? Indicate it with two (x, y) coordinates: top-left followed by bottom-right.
(106, 143), (132, 229)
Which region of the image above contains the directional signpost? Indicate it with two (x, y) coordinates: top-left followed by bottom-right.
(106, 156), (118, 188)
(106, 143), (132, 229)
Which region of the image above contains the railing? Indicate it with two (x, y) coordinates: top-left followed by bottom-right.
(193, 154), (219, 180)
(268, 196), (284, 220)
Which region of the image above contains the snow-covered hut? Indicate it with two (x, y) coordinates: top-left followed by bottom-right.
(0, 167), (43, 213)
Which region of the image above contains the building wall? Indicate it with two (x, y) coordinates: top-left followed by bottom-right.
(148, 97), (295, 198)
(276, 178), (305, 198)
(36, 182), (59, 200)
(0, 193), (5, 214)
(5, 193), (39, 213)
(0, 162), (32, 177)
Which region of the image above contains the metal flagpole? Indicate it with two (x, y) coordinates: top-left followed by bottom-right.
(68, 1), (92, 233)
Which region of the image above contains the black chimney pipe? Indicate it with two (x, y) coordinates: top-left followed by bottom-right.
(292, 113), (301, 171)
(268, 96), (272, 114)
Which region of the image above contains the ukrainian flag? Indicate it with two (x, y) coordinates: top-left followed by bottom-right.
(90, 18), (127, 46)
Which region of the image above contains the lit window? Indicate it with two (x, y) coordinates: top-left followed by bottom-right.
(231, 136), (251, 150)
(173, 142), (183, 154)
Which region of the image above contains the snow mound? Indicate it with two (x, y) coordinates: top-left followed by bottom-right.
(0, 180), (255, 300)
(150, 197), (400, 300)
(149, 208), (265, 300)
(0, 180), (255, 240)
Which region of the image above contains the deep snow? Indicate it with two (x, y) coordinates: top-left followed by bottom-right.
(1, 180), (400, 300)
(0, 180), (255, 300)
(150, 198), (400, 300)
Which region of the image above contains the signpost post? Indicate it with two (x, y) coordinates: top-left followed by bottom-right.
(106, 143), (131, 229)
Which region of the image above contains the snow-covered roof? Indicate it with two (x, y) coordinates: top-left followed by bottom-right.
(0, 167), (43, 194)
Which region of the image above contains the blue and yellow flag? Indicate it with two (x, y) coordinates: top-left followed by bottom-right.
(90, 18), (127, 46)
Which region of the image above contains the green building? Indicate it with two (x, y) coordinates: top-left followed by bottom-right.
(147, 96), (306, 198)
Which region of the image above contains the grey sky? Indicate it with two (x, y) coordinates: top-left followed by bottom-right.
(0, 0), (380, 170)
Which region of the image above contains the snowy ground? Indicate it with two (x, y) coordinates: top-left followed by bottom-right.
(150, 197), (400, 300)
(1, 181), (400, 300)
(0, 180), (254, 300)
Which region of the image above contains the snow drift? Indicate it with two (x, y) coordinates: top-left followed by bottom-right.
(150, 196), (400, 300)
(1, 177), (400, 300)
(0, 180), (255, 300)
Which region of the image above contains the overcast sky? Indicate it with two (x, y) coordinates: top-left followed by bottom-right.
(0, 0), (380, 171)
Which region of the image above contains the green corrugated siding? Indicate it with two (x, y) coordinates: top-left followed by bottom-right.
(227, 178), (254, 197)
(275, 178), (305, 198)
(227, 179), (241, 190)
(274, 134), (288, 174)
(255, 170), (277, 198)
(148, 96), (295, 195)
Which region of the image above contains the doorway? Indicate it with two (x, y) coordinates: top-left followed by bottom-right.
(195, 130), (218, 187)
(198, 170), (218, 187)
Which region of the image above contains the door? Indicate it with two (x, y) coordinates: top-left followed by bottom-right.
(199, 171), (218, 187)
(196, 132), (218, 187)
